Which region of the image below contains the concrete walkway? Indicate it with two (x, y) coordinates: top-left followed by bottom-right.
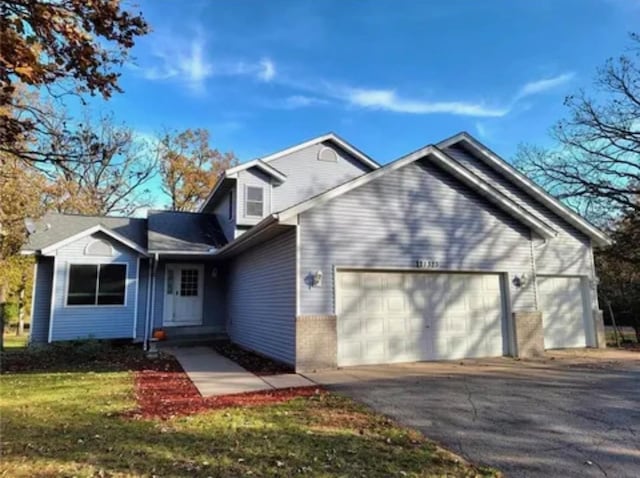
(167, 347), (314, 397)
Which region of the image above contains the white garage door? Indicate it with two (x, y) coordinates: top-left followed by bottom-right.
(337, 271), (505, 366)
(537, 276), (589, 349)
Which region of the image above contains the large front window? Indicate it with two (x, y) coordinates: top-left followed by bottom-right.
(67, 264), (127, 306)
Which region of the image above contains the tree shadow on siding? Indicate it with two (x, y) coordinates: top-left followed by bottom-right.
(299, 156), (538, 363)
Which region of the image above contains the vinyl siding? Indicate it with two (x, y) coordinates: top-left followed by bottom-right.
(227, 229), (296, 365)
(299, 159), (537, 315)
(270, 141), (372, 212)
(50, 232), (139, 341)
(151, 260), (225, 332)
(29, 257), (53, 344)
(236, 169), (273, 227)
(445, 146), (593, 277)
(213, 187), (236, 241)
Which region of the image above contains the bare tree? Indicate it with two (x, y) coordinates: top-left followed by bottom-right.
(515, 33), (640, 225)
(40, 112), (158, 216)
(157, 129), (237, 211)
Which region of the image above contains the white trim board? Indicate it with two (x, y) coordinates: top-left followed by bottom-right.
(438, 132), (611, 246)
(276, 146), (558, 239)
(40, 224), (148, 256)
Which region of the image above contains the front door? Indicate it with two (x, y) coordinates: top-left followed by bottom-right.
(163, 264), (204, 326)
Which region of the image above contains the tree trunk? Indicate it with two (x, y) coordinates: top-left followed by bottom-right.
(606, 299), (621, 347)
(0, 284), (6, 351)
(17, 282), (25, 336)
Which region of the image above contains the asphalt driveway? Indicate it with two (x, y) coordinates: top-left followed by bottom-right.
(305, 349), (640, 477)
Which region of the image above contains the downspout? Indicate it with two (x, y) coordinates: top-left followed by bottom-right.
(144, 253), (159, 350)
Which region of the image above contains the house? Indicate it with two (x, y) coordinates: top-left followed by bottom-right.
(22, 132), (611, 371)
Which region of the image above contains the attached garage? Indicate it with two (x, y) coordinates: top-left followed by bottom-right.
(336, 270), (507, 366)
(537, 276), (591, 349)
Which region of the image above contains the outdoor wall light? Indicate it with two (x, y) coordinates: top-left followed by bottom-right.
(312, 270), (323, 287)
(512, 273), (529, 288)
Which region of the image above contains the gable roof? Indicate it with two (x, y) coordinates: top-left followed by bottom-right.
(198, 132), (379, 213)
(258, 132), (380, 170)
(224, 159), (287, 182)
(22, 213), (147, 254)
(274, 144), (559, 239)
(147, 210), (227, 253)
(437, 132), (611, 246)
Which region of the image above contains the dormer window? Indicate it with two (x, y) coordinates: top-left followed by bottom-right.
(246, 186), (264, 217)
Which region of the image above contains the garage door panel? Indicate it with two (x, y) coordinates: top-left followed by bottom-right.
(538, 276), (588, 349)
(338, 271), (505, 366)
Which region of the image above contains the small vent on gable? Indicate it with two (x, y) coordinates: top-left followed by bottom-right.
(318, 147), (338, 163)
(85, 238), (114, 257)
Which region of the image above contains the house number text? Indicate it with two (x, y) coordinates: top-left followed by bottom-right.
(416, 259), (439, 269)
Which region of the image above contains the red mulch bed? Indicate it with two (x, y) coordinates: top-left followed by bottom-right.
(127, 354), (321, 420)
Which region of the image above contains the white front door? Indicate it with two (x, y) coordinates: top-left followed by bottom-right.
(163, 264), (204, 326)
(337, 271), (505, 366)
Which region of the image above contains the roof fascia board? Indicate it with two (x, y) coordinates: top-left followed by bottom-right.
(224, 159), (287, 182)
(213, 214), (280, 257)
(197, 175), (235, 213)
(439, 132), (612, 246)
(260, 133), (380, 170)
(40, 224), (149, 256)
(277, 145), (556, 238)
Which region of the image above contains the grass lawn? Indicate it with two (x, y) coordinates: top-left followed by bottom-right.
(0, 347), (497, 477)
(2, 333), (28, 349)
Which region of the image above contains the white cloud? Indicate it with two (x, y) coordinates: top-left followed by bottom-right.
(284, 95), (327, 108)
(259, 58), (276, 82)
(515, 72), (575, 100)
(140, 32), (277, 93)
(345, 88), (509, 117)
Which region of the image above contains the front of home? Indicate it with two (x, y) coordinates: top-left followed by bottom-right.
(23, 132), (611, 371)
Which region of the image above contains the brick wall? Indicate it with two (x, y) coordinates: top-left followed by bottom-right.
(513, 311), (545, 358)
(295, 315), (337, 372)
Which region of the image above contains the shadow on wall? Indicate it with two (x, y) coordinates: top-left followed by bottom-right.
(298, 157), (586, 363)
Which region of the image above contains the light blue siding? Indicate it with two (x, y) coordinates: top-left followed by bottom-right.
(135, 258), (150, 340)
(50, 232), (139, 341)
(151, 260), (225, 332)
(269, 141), (372, 212)
(299, 159), (537, 315)
(227, 229), (296, 365)
(29, 257), (53, 344)
(213, 187), (236, 241)
(445, 146), (594, 277)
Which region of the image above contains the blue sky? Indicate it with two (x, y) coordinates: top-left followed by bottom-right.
(98, 0), (638, 175)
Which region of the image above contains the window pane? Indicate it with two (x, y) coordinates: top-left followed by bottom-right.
(180, 269), (199, 297)
(246, 186), (263, 201)
(246, 201), (263, 217)
(97, 264), (126, 305)
(68, 265), (97, 305)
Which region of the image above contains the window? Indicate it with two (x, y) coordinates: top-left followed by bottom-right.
(67, 264), (126, 306)
(228, 191), (234, 220)
(318, 146), (338, 162)
(245, 186), (264, 217)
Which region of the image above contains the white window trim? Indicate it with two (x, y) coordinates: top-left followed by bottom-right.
(318, 146), (338, 162)
(64, 261), (129, 308)
(245, 185), (264, 218)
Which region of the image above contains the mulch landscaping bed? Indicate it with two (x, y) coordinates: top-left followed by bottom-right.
(211, 340), (294, 376)
(1, 341), (321, 420)
(129, 363), (321, 420)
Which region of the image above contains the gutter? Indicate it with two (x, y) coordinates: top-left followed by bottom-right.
(214, 214), (281, 257)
